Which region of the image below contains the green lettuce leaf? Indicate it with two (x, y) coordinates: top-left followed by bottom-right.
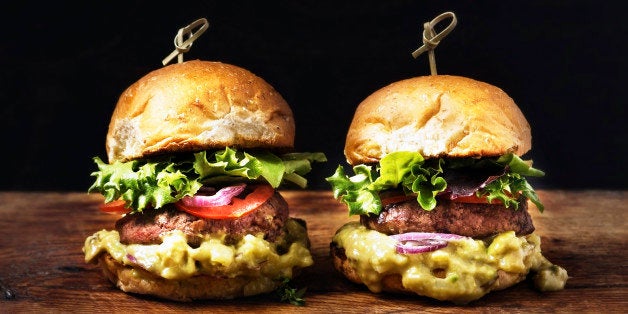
(194, 149), (285, 187)
(281, 152), (327, 188)
(326, 165), (381, 215)
(371, 151), (424, 190)
(326, 151), (545, 216)
(326, 152), (445, 215)
(89, 147), (325, 213)
(497, 153), (545, 177)
(483, 153), (545, 212)
(89, 157), (201, 213)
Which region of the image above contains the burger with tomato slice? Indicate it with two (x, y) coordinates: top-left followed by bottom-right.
(83, 60), (326, 302)
(327, 75), (568, 304)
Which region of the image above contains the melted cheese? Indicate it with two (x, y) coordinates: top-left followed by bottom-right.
(84, 218), (313, 294)
(333, 222), (567, 303)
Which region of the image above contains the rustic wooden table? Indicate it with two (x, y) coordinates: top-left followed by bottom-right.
(0, 190), (626, 313)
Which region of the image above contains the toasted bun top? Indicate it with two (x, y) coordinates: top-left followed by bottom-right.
(344, 75), (532, 165)
(106, 60), (295, 163)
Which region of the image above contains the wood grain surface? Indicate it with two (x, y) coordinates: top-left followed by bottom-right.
(0, 190), (626, 313)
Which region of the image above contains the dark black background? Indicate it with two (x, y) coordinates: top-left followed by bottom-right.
(1, 1), (625, 191)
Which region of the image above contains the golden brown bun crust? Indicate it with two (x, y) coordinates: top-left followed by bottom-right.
(98, 253), (281, 301)
(344, 75), (532, 165)
(106, 60), (295, 163)
(330, 242), (525, 298)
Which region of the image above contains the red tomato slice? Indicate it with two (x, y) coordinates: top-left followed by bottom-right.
(99, 199), (131, 214)
(174, 184), (275, 219)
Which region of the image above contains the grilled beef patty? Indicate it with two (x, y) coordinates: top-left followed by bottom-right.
(116, 191), (289, 246)
(360, 196), (535, 238)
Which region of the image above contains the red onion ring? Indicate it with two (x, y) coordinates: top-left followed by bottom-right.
(389, 232), (467, 254)
(181, 184), (246, 207)
(125, 254), (137, 263)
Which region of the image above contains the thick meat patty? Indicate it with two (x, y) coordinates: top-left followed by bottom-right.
(116, 191), (289, 246)
(361, 196), (534, 238)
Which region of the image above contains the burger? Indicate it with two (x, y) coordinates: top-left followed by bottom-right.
(83, 60), (326, 302)
(326, 75), (568, 304)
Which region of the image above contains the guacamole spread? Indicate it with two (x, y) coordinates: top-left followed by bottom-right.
(84, 218), (313, 296)
(333, 222), (568, 303)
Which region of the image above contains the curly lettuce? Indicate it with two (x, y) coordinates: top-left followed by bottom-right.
(326, 152), (544, 216)
(89, 147), (326, 213)
(326, 152), (447, 215)
(480, 154), (545, 212)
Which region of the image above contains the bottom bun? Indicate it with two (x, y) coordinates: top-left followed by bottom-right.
(330, 222), (567, 304)
(98, 253), (266, 301)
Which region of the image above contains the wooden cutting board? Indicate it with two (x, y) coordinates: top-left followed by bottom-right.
(0, 190), (626, 312)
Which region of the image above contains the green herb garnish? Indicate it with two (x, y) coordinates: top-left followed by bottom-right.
(275, 277), (307, 306)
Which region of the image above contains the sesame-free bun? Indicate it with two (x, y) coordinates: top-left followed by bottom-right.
(97, 253), (283, 301)
(106, 60), (295, 163)
(344, 75), (532, 165)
